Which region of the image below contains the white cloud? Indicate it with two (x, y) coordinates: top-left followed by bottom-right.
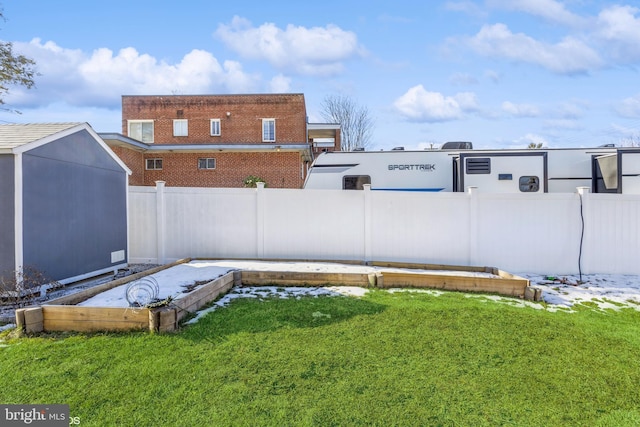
(7, 38), (259, 109)
(466, 23), (602, 74)
(268, 74), (292, 93)
(449, 72), (478, 86)
(214, 16), (364, 76)
(515, 133), (549, 148)
(502, 101), (540, 117)
(393, 85), (478, 122)
(615, 94), (640, 118)
(595, 5), (640, 63)
(487, 0), (586, 27)
(556, 102), (586, 120)
(444, 1), (488, 19)
(544, 119), (582, 131)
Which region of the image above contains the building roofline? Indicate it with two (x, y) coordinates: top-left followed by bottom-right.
(121, 93), (305, 98)
(145, 143), (311, 153)
(308, 123), (341, 130)
(99, 132), (311, 154)
(99, 133), (149, 150)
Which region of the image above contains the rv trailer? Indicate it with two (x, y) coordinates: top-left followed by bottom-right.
(303, 146), (640, 194)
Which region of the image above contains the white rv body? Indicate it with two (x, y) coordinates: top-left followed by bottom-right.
(620, 149), (640, 194)
(304, 147), (640, 193)
(303, 150), (457, 192)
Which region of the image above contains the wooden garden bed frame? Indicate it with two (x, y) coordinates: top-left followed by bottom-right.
(15, 259), (537, 334)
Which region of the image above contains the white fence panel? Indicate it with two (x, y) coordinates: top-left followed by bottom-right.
(262, 189), (366, 260)
(128, 184), (640, 274)
(163, 187), (257, 261)
(369, 191), (470, 265)
(584, 194), (640, 274)
(474, 193), (582, 274)
(128, 187), (158, 263)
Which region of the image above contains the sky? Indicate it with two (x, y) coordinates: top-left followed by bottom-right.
(2, 0), (640, 150)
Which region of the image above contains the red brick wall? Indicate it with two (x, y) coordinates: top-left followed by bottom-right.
(110, 146), (144, 186)
(122, 94), (308, 144)
(118, 94), (311, 188)
(139, 151), (303, 188)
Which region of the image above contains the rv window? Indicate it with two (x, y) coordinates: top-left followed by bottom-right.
(343, 175), (371, 190)
(519, 176), (540, 192)
(466, 158), (491, 174)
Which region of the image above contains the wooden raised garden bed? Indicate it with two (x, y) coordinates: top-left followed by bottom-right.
(15, 259), (536, 334)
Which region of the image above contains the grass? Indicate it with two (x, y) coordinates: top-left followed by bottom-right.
(1, 290), (640, 426)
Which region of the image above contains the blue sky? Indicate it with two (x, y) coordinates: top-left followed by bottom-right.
(3, 0), (640, 150)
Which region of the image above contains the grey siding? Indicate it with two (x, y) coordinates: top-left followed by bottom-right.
(0, 155), (15, 278)
(22, 130), (127, 282)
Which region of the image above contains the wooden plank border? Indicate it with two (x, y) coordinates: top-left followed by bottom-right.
(240, 271), (371, 287)
(41, 306), (150, 332)
(376, 271), (529, 298)
(172, 272), (236, 323)
(14, 259), (537, 335)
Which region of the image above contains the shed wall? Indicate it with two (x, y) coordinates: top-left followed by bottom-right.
(0, 154), (15, 277)
(21, 130), (128, 281)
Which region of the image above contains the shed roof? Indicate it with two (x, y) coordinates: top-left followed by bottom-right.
(0, 122), (132, 175)
(0, 123), (83, 151)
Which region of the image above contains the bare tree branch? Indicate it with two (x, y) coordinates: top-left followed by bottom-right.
(320, 94), (374, 151)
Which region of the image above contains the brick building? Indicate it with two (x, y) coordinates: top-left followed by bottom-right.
(101, 94), (340, 188)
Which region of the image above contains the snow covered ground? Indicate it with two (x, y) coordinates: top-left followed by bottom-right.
(77, 260), (498, 308)
(78, 260), (640, 314)
(1, 260), (638, 332)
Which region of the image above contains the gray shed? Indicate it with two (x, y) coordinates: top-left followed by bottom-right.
(0, 123), (131, 285)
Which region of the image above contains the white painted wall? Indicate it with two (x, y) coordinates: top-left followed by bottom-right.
(129, 183), (640, 275)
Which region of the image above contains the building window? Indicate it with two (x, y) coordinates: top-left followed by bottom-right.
(343, 175), (371, 190)
(262, 118), (275, 142)
(173, 119), (188, 137)
(210, 119), (221, 136)
(519, 176), (540, 192)
(146, 159), (163, 170)
(128, 120), (154, 143)
(198, 158), (216, 170)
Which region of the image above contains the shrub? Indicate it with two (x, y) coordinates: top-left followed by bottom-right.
(0, 266), (59, 308)
(243, 175), (267, 188)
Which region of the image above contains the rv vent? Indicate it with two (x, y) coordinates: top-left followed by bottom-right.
(466, 157), (491, 174)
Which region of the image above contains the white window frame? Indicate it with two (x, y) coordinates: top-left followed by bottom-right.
(128, 120), (154, 143)
(145, 158), (163, 170)
(262, 118), (276, 142)
(173, 119), (188, 137)
(198, 158), (216, 170)
(210, 119), (221, 136)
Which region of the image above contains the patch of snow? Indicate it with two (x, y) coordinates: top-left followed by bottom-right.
(5, 260), (632, 331)
(520, 273), (640, 313)
(0, 323), (16, 332)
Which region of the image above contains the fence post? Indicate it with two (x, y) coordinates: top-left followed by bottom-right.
(155, 181), (166, 265)
(468, 186), (478, 266)
(363, 184), (372, 263)
(576, 187), (590, 275)
(256, 182), (265, 259)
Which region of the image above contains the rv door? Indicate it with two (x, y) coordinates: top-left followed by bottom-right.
(459, 152), (547, 193)
(593, 154), (618, 193)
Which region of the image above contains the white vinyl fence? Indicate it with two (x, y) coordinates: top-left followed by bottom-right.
(128, 182), (640, 275)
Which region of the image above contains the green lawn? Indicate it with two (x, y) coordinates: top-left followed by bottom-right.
(1, 290), (640, 426)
